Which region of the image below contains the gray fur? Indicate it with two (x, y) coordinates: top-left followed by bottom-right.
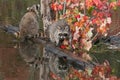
(19, 4), (40, 40)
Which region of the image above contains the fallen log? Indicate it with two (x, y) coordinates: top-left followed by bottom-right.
(33, 38), (96, 69)
(0, 25), (19, 38)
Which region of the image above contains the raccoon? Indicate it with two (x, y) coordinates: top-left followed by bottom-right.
(48, 19), (72, 46)
(19, 4), (40, 41)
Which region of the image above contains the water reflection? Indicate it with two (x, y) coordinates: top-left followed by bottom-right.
(18, 42), (70, 80)
(91, 51), (120, 77)
(18, 41), (120, 79)
(0, 44), (30, 80)
(19, 42), (41, 68)
(0, 39), (120, 80)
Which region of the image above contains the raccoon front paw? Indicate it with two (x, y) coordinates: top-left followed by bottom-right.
(35, 33), (40, 38)
(33, 33), (39, 38)
(55, 41), (62, 47)
(55, 41), (59, 46)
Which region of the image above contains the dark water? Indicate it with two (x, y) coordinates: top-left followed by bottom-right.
(0, 0), (120, 79)
(0, 32), (120, 80)
(90, 43), (120, 77)
(0, 30), (79, 80)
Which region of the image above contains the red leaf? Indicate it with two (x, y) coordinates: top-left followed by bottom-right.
(75, 15), (80, 19)
(50, 72), (58, 79)
(58, 4), (63, 10)
(110, 2), (117, 9)
(117, 0), (120, 6)
(60, 45), (66, 49)
(92, 0), (102, 6)
(50, 2), (59, 11)
(86, 0), (94, 9)
(50, 72), (62, 80)
(92, 10), (97, 16)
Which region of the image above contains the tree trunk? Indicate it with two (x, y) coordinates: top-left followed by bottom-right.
(40, 0), (52, 37)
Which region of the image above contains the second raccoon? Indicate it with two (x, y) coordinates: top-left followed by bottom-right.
(48, 19), (71, 46)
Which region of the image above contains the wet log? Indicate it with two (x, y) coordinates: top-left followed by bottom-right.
(0, 25), (19, 38)
(33, 38), (96, 69)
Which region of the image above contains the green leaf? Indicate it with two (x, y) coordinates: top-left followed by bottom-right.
(87, 6), (95, 15)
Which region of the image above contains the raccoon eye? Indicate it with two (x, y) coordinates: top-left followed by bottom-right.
(65, 26), (69, 31)
(64, 34), (68, 37)
(57, 26), (61, 30)
(59, 33), (62, 36)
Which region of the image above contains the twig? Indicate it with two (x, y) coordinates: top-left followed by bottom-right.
(84, 0), (86, 15)
(63, 0), (66, 15)
(91, 32), (99, 41)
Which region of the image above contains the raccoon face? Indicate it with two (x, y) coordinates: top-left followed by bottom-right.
(57, 25), (70, 39)
(27, 4), (40, 17)
(56, 26), (70, 44)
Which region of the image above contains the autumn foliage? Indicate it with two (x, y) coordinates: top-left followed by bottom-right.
(49, 0), (120, 79)
(50, 0), (120, 52)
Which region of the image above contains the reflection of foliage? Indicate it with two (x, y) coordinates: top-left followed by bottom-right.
(90, 45), (120, 77)
(50, 0), (120, 53)
(50, 60), (120, 80)
(90, 42), (109, 54)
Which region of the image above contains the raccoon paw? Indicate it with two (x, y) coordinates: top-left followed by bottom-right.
(33, 33), (39, 38)
(55, 41), (61, 47)
(31, 33), (39, 39)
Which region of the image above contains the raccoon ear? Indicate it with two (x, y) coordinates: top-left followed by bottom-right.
(27, 7), (32, 11)
(36, 4), (40, 11)
(65, 26), (69, 31)
(57, 26), (61, 30)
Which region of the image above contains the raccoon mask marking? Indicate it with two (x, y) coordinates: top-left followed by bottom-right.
(48, 19), (71, 46)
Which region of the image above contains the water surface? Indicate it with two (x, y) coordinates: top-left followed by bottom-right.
(0, 0), (120, 79)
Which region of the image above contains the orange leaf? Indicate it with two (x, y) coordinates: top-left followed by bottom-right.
(50, 72), (58, 79)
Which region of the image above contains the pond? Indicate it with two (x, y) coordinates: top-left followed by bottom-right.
(1, 30), (120, 80)
(0, 0), (120, 79)
(0, 30), (88, 80)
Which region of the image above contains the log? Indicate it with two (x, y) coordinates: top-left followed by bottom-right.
(0, 25), (19, 34)
(33, 38), (95, 69)
(0, 25), (19, 38)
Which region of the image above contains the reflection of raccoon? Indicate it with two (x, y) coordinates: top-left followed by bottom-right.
(48, 19), (72, 46)
(19, 4), (40, 41)
(19, 42), (41, 68)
